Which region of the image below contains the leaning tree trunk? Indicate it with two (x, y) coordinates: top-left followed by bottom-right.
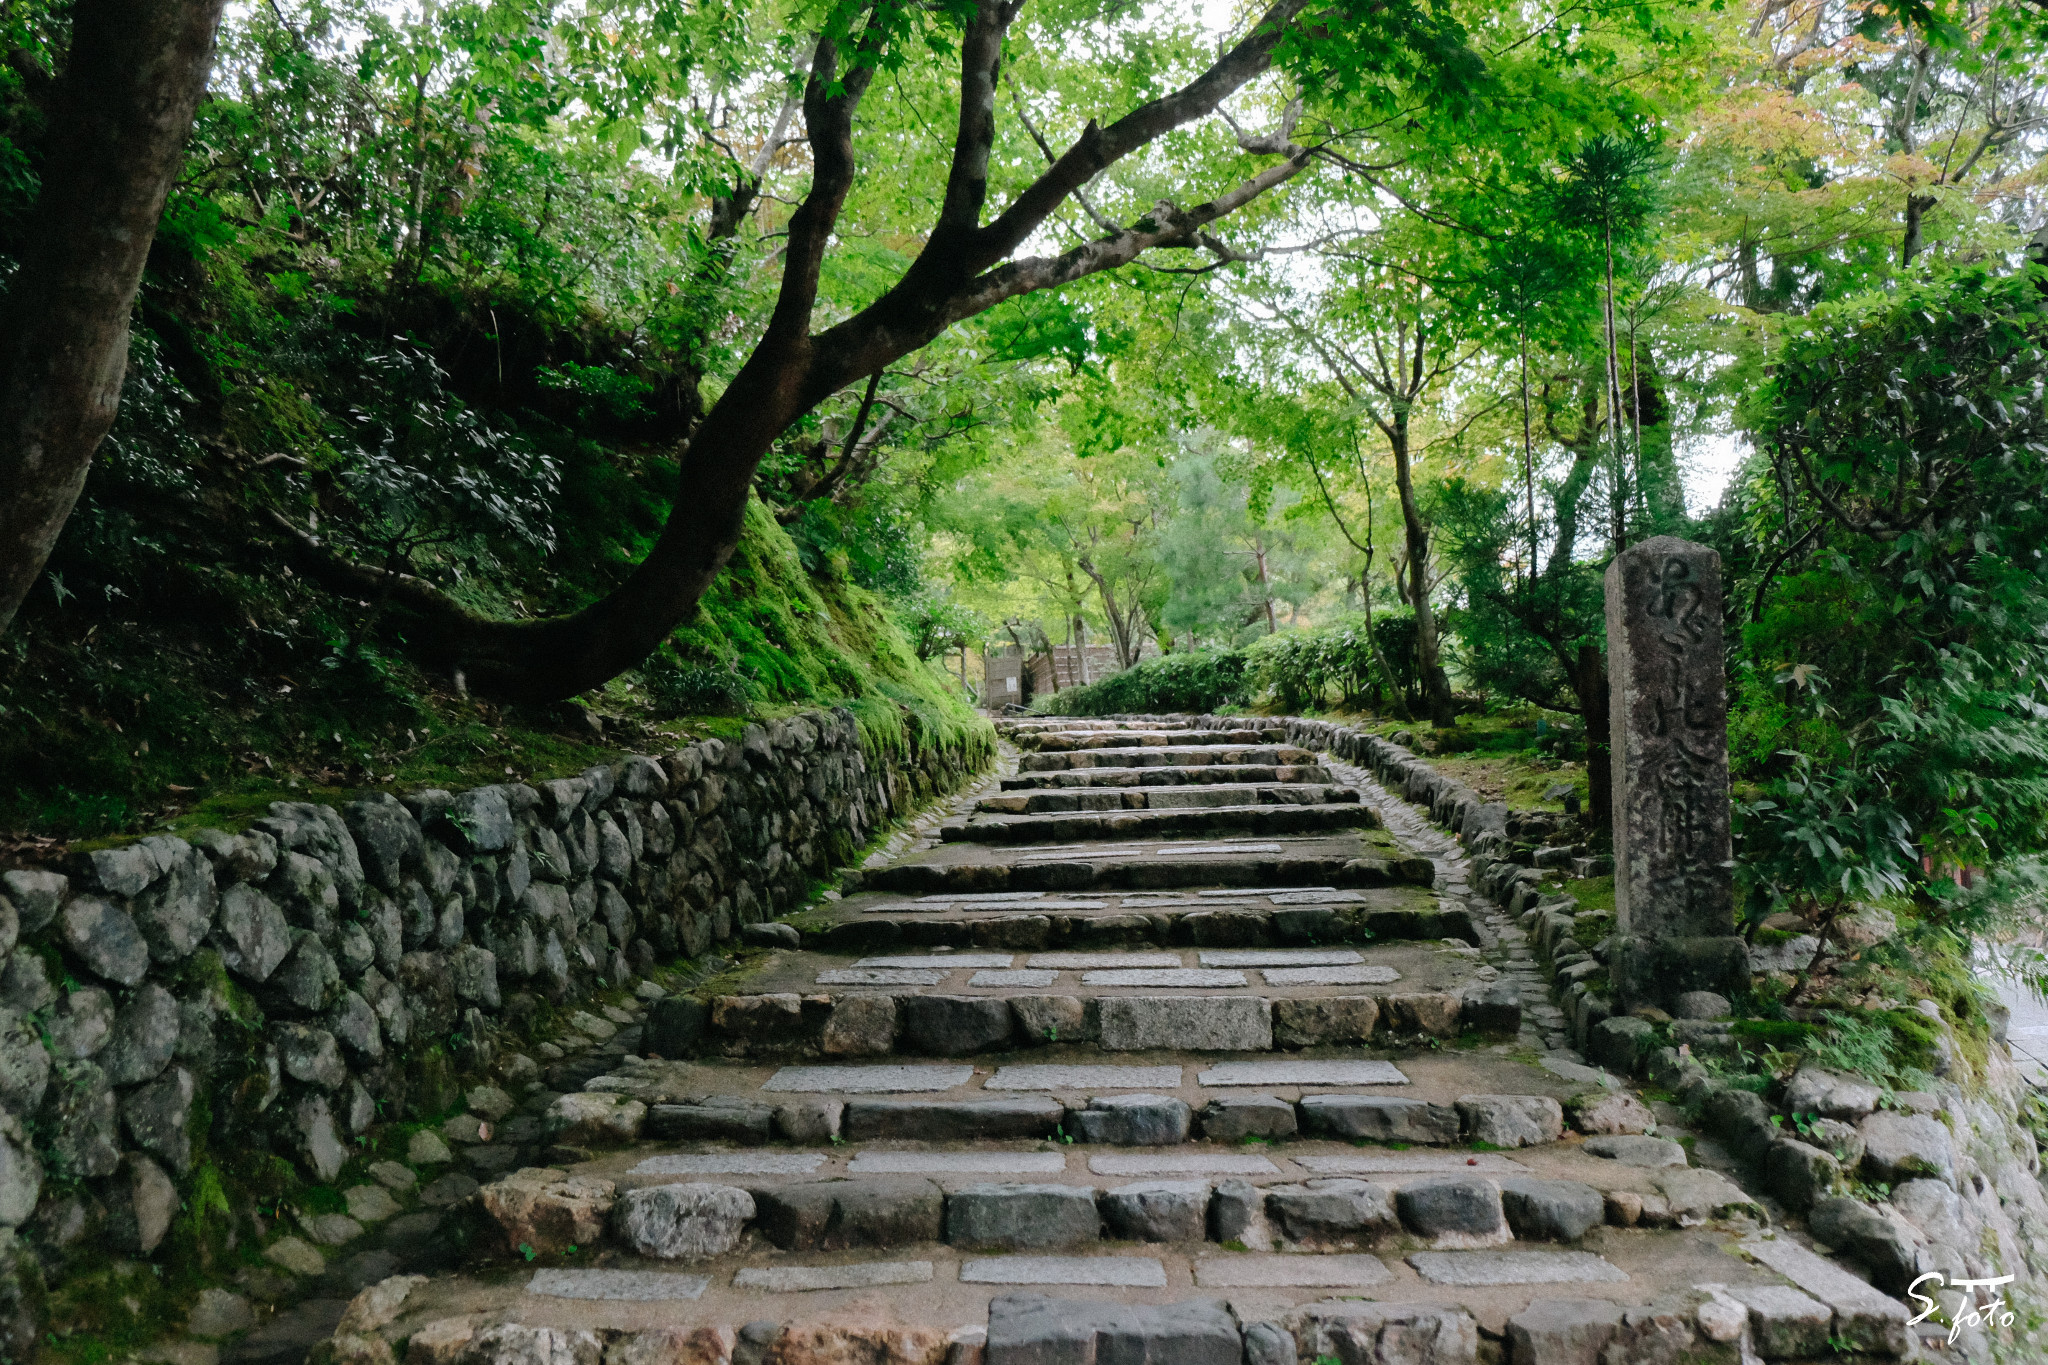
(1578, 642), (1612, 835)
(0, 0), (230, 639)
(1390, 417), (1456, 727)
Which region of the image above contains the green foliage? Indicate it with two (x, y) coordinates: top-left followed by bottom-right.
(1733, 266), (2048, 930)
(1035, 649), (1250, 717)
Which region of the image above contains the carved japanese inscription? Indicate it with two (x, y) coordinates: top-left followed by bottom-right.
(1604, 536), (1748, 1007)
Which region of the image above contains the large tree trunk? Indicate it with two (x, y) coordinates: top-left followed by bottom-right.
(1390, 416), (1456, 727)
(0, 0), (229, 639)
(281, 0), (1317, 702)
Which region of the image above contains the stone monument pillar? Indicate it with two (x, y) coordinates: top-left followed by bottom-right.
(1604, 536), (1749, 1008)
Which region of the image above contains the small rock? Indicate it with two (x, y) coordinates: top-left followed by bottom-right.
(478, 1167), (617, 1256)
(1, 869), (66, 932)
(46, 986), (116, 1060)
(1199, 1094), (1297, 1143)
(419, 1173), (480, 1208)
(337, 1274), (428, 1335)
(1729, 1285), (1832, 1359)
(946, 1183), (1100, 1249)
(403, 1319), (477, 1365)
(1857, 1111), (1955, 1187)
(1582, 1135), (1686, 1167)
(1263, 1180), (1397, 1246)
(1505, 1299), (1624, 1365)
(61, 897), (152, 985)
(611, 1182), (754, 1260)
(408, 1130), (453, 1165)
(466, 1085), (515, 1121)
(772, 1101), (843, 1144)
(1299, 1095), (1459, 1145)
(740, 923), (800, 949)
(306, 1211), (366, 1246)
(345, 1185), (403, 1223)
(1394, 1176), (1510, 1247)
(1569, 1091), (1655, 1136)
(1497, 1177), (1604, 1242)
(1810, 1196), (1923, 1294)
(107, 1151), (177, 1254)
(1067, 1094), (1191, 1146)
(545, 1092), (646, 1147)
(123, 1064), (196, 1174)
(1672, 991), (1729, 1020)
(279, 1024), (348, 1090)
(186, 1288), (255, 1339)
(265, 1235), (327, 1276)
(1100, 1180), (1208, 1242)
(1783, 1066), (1882, 1121)
(369, 1161), (417, 1193)
(1455, 1094), (1562, 1149)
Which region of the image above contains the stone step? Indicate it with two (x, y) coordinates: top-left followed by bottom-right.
(1016, 729), (1287, 751)
(691, 972), (1514, 1057)
(862, 849), (1435, 896)
(941, 803), (1382, 844)
(1018, 744), (1316, 771)
(976, 783), (1358, 814)
(1000, 764), (1339, 790)
(810, 894), (1478, 957)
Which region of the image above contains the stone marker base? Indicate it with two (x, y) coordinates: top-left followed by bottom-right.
(1612, 935), (1750, 1010)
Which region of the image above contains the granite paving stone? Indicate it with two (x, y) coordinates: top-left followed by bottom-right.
(970, 970), (1060, 988)
(1088, 1153), (1279, 1176)
(1197, 949), (1363, 967)
(1295, 1153), (1526, 1175)
(1192, 1255), (1392, 1288)
(848, 1151), (1067, 1175)
(1197, 1061), (1407, 1087)
(527, 1269), (710, 1300)
(631, 1153), (829, 1176)
(1028, 953), (1179, 969)
(1407, 1250), (1630, 1285)
(763, 1065), (973, 1093)
(856, 954), (1015, 969)
(1082, 969), (1248, 988)
(960, 1257), (1167, 1287)
(816, 969), (949, 987)
(732, 1262), (934, 1292)
(1260, 966), (1402, 986)
(987, 1065), (1183, 1091)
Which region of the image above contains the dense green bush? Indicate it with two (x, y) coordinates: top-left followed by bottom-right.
(1243, 614), (1405, 711)
(1032, 649), (1250, 715)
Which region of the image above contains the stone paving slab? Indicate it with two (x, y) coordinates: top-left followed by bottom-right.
(1263, 965), (1402, 987)
(1267, 891), (1370, 905)
(1028, 953), (1180, 969)
(1407, 1251), (1630, 1286)
(817, 968), (949, 986)
(1197, 1061), (1409, 1087)
(972, 968), (1059, 988)
(848, 1151), (1068, 1174)
(1083, 968), (1248, 988)
(986, 1065), (1184, 1091)
(1197, 950), (1363, 967)
(1192, 1255), (1394, 1288)
(1295, 1154), (1526, 1175)
(1088, 1153), (1280, 1176)
(528, 1270), (711, 1300)
(857, 954), (1016, 968)
(764, 1065), (975, 1093)
(631, 1153), (829, 1176)
(960, 1257), (1168, 1287)
(732, 1262), (934, 1292)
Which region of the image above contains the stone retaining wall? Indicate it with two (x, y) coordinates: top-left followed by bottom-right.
(0, 707), (990, 1354)
(1171, 710), (2048, 1345)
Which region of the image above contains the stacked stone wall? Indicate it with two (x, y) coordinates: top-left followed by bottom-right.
(0, 706), (988, 1350)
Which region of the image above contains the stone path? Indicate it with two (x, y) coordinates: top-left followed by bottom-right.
(316, 715), (1922, 1365)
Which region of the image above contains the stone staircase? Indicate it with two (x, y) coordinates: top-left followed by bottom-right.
(314, 716), (1930, 1365)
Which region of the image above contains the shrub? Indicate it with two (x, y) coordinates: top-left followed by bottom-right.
(1033, 649), (1250, 715)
